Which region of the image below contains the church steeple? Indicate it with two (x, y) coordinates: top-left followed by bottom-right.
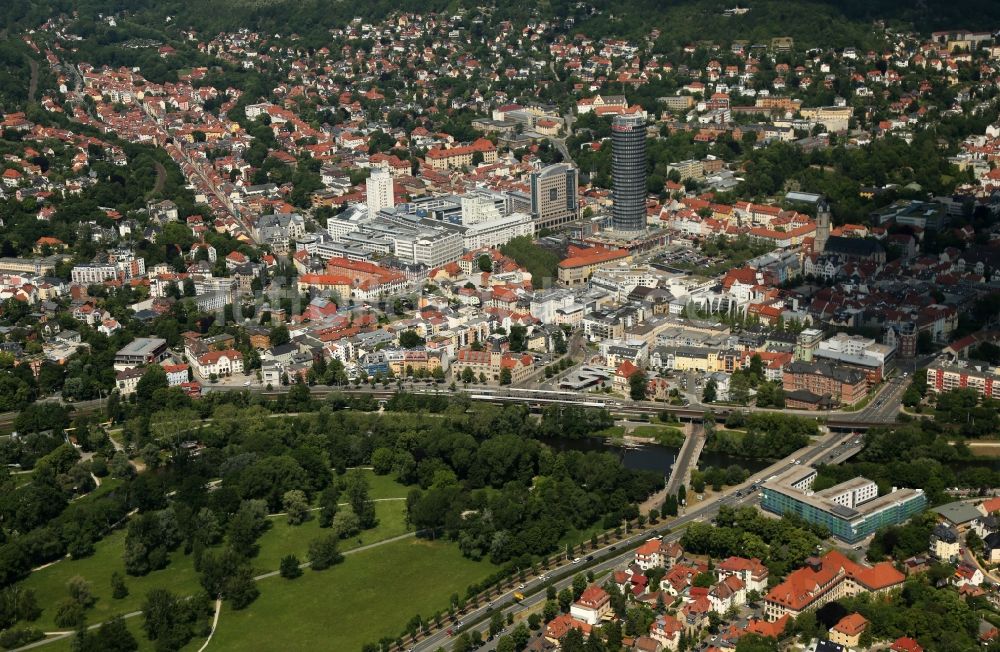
(814, 198), (830, 253)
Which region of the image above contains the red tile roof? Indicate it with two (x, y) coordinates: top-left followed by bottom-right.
(746, 614), (790, 639)
(832, 613), (868, 636)
(891, 637), (923, 652)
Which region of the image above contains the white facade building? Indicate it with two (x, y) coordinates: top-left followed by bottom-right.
(462, 212), (534, 251)
(193, 350), (244, 378)
(71, 264), (118, 284)
(366, 169), (395, 219)
(460, 194), (502, 225)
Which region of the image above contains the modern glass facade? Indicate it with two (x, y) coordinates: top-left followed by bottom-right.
(611, 114), (647, 232)
(761, 486), (927, 543)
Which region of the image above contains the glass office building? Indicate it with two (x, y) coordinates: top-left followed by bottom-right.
(611, 114), (647, 232)
(761, 470), (927, 543)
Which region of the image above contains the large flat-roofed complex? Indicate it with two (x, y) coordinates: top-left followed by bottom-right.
(761, 467), (926, 543)
(114, 337), (169, 371)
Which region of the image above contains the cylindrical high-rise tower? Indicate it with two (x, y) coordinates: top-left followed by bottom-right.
(611, 113), (647, 233)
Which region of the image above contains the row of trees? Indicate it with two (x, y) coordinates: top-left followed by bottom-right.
(358, 400), (660, 564)
(814, 418), (1000, 503)
(682, 504), (827, 579)
(705, 412), (817, 459)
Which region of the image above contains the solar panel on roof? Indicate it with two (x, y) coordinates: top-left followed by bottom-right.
(830, 504), (858, 518)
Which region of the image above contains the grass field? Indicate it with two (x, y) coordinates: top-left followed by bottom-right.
(630, 425), (686, 446)
(364, 469), (412, 499)
(256, 499), (408, 573)
(965, 441), (1000, 457)
(21, 528), (203, 632)
(39, 615), (206, 652)
(21, 470), (412, 638)
(209, 538), (494, 651)
(593, 426), (626, 438)
(558, 521), (607, 550)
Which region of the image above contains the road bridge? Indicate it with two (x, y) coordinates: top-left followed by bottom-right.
(664, 425), (705, 499)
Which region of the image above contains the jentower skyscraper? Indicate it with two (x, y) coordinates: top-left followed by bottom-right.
(611, 113), (647, 233)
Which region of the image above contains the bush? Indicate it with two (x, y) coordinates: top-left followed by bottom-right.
(280, 554), (303, 579)
(0, 627), (44, 649)
(307, 534), (343, 571)
(53, 598), (84, 628)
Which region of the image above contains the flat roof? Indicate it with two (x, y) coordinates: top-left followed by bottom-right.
(816, 477), (874, 498)
(115, 337), (167, 357)
(932, 501), (984, 525)
(764, 468), (923, 522)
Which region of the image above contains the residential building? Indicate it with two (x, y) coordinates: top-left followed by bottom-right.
(633, 539), (683, 571)
(708, 575), (746, 613)
(891, 638), (923, 652)
(570, 585), (612, 626)
(649, 614), (683, 650)
(544, 614), (591, 646)
(716, 557), (769, 593)
(71, 263), (118, 285)
(829, 613), (868, 648)
(930, 524), (960, 561)
(926, 358), (1000, 399)
(115, 367), (145, 396)
(794, 328), (824, 361)
(984, 532), (1000, 564)
(161, 363), (190, 387)
(454, 348), (534, 385)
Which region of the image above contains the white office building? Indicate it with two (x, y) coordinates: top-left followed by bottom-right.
(462, 212), (534, 250)
(366, 169), (395, 219)
(460, 193), (503, 225)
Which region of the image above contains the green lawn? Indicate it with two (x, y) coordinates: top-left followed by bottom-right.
(631, 425), (686, 446)
(21, 529), (203, 632)
(209, 538), (495, 651)
(21, 474), (412, 637)
(363, 469), (412, 499)
(39, 615), (206, 652)
(558, 521), (607, 551)
(593, 426), (626, 438)
(256, 499), (408, 573)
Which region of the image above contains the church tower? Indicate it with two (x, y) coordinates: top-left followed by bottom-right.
(814, 198), (830, 253)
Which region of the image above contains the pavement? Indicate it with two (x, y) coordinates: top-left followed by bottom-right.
(664, 424), (704, 498)
(855, 373), (909, 422)
(411, 430), (855, 652)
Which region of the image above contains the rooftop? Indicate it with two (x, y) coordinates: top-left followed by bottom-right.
(115, 337), (167, 357)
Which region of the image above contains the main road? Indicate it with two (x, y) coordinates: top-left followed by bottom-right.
(410, 429), (860, 652)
